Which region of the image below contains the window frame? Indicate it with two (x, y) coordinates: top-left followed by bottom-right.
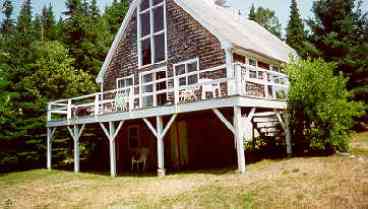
(116, 74), (135, 89)
(137, 0), (167, 67)
(139, 66), (168, 107)
(173, 58), (200, 87)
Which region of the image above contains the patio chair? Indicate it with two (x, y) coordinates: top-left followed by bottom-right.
(131, 147), (149, 172)
(199, 78), (221, 100)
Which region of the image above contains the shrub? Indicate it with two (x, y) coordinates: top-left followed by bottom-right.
(286, 59), (363, 152)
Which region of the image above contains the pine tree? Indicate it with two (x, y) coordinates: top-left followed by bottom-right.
(82, 0), (90, 16)
(90, 0), (100, 20)
(286, 0), (306, 56)
(16, 0), (32, 33)
(104, 0), (129, 34)
(40, 4), (56, 40)
(1, 0), (14, 34)
(249, 6), (282, 38)
(249, 4), (256, 21)
(308, 0), (368, 116)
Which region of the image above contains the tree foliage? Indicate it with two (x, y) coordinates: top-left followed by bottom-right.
(287, 59), (363, 152)
(286, 0), (307, 57)
(247, 6), (282, 38)
(307, 0), (368, 106)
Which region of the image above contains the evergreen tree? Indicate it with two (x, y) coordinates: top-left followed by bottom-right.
(82, 0), (90, 16)
(16, 0), (32, 33)
(286, 0), (306, 57)
(104, 0), (129, 34)
(248, 4), (256, 21)
(1, 0), (14, 34)
(308, 0), (368, 111)
(90, 0), (100, 20)
(40, 4), (56, 40)
(249, 6), (282, 38)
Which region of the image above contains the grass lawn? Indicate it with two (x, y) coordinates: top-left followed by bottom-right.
(1, 132), (368, 209)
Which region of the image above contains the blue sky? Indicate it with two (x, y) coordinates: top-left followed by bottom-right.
(1, 0), (367, 33)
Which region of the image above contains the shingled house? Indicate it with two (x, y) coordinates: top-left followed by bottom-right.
(46, 0), (297, 177)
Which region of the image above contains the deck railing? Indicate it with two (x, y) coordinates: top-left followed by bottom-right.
(47, 63), (289, 121)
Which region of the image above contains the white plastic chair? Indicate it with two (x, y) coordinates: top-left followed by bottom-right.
(131, 148), (149, 172)
(199, 78), (221, 100)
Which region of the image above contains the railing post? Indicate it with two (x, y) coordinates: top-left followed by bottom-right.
(67, 99), (72, 120)
(264, 71), (269, 99)
(47, 103), (52, 121)
(95, 93), (100, 116)
(174, 78), (179, 104)
(234, 64), (242, 96)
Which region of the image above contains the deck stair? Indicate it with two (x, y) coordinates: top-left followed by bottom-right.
(252, 112), (284, 140)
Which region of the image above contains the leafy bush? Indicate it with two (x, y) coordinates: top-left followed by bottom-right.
(286, 59), (364, 152)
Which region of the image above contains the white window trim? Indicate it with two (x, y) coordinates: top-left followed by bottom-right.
(128, 125), (140, 150)
(116, 74), (135, 89)
(137, 0), (168, 68)
(173, 58), (200, 86)
(139, 66), (168, 107)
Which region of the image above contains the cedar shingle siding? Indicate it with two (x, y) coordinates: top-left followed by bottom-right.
(103, 0), (226, 91)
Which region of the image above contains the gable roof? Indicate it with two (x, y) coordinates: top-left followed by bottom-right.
(96, 0), (297, 83)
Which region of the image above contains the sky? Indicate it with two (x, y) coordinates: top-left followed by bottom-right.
(0, 0), (367, 33)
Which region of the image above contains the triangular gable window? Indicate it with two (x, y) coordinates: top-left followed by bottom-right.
(138, 0), (167, 67)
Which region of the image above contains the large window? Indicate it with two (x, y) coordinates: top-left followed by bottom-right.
(173, 59), (199, 87)
(138, 0), (166, 67)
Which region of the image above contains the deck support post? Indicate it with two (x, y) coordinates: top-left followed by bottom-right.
(156, 116), (165, 176)
(234, 106), (246, 174)
(276, 112), (292, 156)
(143, 114), (177, 176)
(47, 127), (57, 170)
(212, 107), (246, 174)
(67, 124), (86, 173)
(99, 121), (125, 177)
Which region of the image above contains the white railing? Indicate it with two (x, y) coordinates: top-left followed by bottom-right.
(47, 63), (288, 121)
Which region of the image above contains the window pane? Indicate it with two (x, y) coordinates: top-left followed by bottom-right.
(140, 12), (150, 37)
(156, 71), (166, 79)
(175, 65), (185, 75)
(156, 81), (166, 91)
(143, 84), (153, 93)
(141, 38), (152, 65)
(140, 0), (149, 11)
(143, 96), (153, 107)
(154, 34), (165, 62)
(153, 6), (164, 32)
(153, 0), (164, 6)
(249, 59), (257, 66)
(179, 77), (186, 86)
(187, 61), (197, 72)
(250, 70), (257, 78)
(143, 73), (153, 82)
(127, 78), (133, 86)
(188, 75), (198, 85)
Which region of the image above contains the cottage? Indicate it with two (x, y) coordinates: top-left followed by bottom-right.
(46, 0), (297, 177)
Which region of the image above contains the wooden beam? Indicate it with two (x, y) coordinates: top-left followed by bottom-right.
(99, 121), (125, 177)
(156, 116), (165, 176)
(234, 106), (246, 174)
(143, 118), (158, 138)
(160, 114), (177, 139)
(47, 127), (56, 170)
(247, 107), (256, 121)
(212, 108), (235, 134)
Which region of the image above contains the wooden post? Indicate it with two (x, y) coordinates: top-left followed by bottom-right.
(156, 116), (165, 176)
(143, 114), (177, 177)
(47, 127), (56, 170)
(99, 121), (124, 177)
(234, 106), (246, 174)
(67, 124), (85, 173)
